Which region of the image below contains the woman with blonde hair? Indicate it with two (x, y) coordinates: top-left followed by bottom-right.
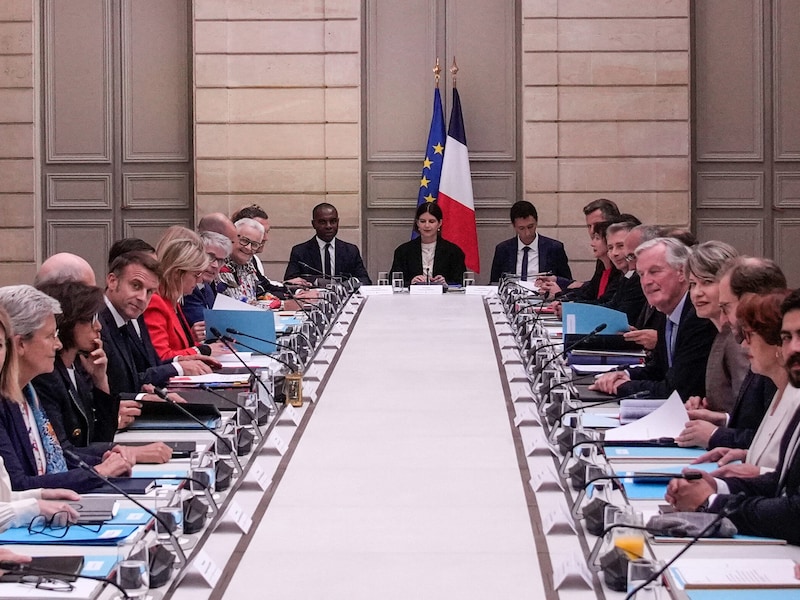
(143, 234), (225, 361)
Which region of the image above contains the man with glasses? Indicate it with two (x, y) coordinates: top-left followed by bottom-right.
(284, 203), (372, 285)
(595, 216), (647, 323)
(182, 231), (231, 335)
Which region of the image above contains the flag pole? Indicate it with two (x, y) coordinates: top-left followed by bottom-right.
(449, 57), (458, 87)
(433, 57), (441, 87)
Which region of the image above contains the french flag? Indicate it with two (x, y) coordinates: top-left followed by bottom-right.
(438, 88), (480, 272)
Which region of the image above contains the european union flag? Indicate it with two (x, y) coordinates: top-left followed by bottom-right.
(413, 88), (446, 237)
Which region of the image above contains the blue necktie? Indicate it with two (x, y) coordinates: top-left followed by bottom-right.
(520, 246), (530, 281)
(665, 319), (675, 367)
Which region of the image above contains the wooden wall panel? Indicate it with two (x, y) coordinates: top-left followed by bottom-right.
(773, 0), (800, 161)
(46, 220), (112, 279)
(695, 172), (763, 209)
(366, 0), (439, 161)
(44, 0), (111, 163)
(121, 0), (189, 162)
(694, 0), (763, 161)
(123, 173), (190, 209)
(775, 172), (800, 209)
(46, 174), (112, 210)
(695, 218), (764, 257)
(774, 218), (800, 287)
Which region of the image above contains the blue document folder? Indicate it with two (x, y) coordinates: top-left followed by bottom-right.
(204, 308), (277, 354)
(0, 523), (139, 545)
(562, 303), (630, 334)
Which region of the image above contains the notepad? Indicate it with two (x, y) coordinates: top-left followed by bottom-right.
(670, 558), (800, 589)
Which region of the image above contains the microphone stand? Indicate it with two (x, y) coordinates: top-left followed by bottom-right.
(198, 384), (262, 442)
(153, 388), (243, 475)
(210, 327), (280, 415)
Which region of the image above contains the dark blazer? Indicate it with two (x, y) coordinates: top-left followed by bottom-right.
(0, 396), (103, 493)
(284, 237), (372, 285)
(710, 407), (800, 544)
(601, 272), (647, 325)
(617, 294), (717, 401)
(32, 358), (117, 456)
(99, 305), (177, 398)
(182, 283), (216, 326)
(563, 261), (622, 305)
(490, 235), (572, 284)
(389, 237), (467, 286)
(707, 370), (776, 450)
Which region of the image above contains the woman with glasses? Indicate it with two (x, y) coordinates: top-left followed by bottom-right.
(32, 282), (172, 465)
(144, 232), (226, 361)
(217, 218), (270, 304)
(687, 290), (796, 478)
(0, 285), (130, 493)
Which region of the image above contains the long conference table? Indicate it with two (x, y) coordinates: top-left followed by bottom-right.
(220, 293), (549, 599)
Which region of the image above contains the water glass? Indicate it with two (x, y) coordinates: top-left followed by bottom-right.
(154, 489), (184, 542)
(391, 271), (404, 292)
(613, 508), (645, 560)
(377, 271), (389, 285)
(463, 271), (476, 286)
(236, 391), (258, 427)
(627, 559), (665, 599)
(189, 451), (216, 494)
(116, 540), (149, 599)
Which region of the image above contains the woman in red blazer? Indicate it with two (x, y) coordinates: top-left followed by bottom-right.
(143, 229), (224, 361)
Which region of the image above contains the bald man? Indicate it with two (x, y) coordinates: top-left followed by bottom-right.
(197, 212), (236, 243)
(33, 252), (96, 287)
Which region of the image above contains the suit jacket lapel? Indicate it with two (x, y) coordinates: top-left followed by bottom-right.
(100, 308), (138, 384)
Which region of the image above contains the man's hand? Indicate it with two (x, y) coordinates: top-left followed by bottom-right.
(623, 327), (658, 350)
(39, 488), (80, 502)
(179, 358), (214, 376)
(717, 448), (748, 466)
(0, 548), (31, 570)
(691, 447), (732, 464)
(286, 277), (312, 288)
(95, 452), (132, 477)
(676, 419), (717, 448)
(589, 371), (630, 394)
(687, 408), (728, 427)
(684, 396), (708, 410)
(665, 469), (716, 511)
(117, 400), (142, 430)
(712, 463), (761, 478)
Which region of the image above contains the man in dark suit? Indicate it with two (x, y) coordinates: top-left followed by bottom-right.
(101, 251), (214, 426)
(284, 203), (372, 285)
(601, 219), (647, 324)
(489, 200), (572, 284)
(591, 237), (717, 401)
(664, 290), (800, 544)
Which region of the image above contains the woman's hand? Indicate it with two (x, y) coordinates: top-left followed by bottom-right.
(39, 488), (80, 502)
(192, 320), (205, 344)
(79, 337), (110, 394)
(36, 500), (80, 525)
(95, 452), (132, 478)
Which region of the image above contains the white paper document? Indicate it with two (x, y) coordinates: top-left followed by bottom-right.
(602, 391), (686, 442)
(670, 558), (800, 589)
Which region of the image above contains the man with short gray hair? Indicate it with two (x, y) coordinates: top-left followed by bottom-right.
(591, 238), (717, 400)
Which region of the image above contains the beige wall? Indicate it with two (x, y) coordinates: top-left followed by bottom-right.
(522, 0), (691, 279)
(0, 0), (37, 284)
(193, 0), (362, 283)
(0, 0), (692, 286)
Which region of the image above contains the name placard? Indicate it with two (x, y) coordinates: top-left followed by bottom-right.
(191, 549), (222, 587)
(409, 284), (443, 295)
(359, 285), (394, 296)
(465, 285), (496, 296)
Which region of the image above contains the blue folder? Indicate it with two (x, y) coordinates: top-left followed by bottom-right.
(605, 446), (707, 461)
(204, 308), (276, 354)
(0, 524), (139, 545)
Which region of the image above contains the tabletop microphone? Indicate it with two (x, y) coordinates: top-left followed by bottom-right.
(541, 365), (629, 396)
(153, 387), (243, 474)
(283, 287), (329, 335)
(622, 492), (747, 600)
(225, 327), (302, 362)
(214, 328), (296, 374)
(555, 390), (650, 429)
(534, 322), (608, 376)
(63, 449), (187, 567)
(197, 384), (262, 443)
(210, 326), (281, 413)
(0, 561), (133, 599)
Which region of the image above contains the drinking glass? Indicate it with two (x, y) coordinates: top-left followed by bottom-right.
(391, 272), (404, 292)
(236, 391), (258, 427)
(612, 508), (645, 560)
(627, 558), (665, 599)
(116, 539), (149, 599)
(463, 271), (476, 286)
(377, 271), (389, 285)
(154, 489), (184, 543)
(189, 451), (216, 495)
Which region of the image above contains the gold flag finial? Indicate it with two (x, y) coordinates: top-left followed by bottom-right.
(450, 57), (459, 87)
(433, 58), (442, 87)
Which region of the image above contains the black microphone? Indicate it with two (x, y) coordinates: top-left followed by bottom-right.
(283, 287), (329, 336)
(0, 561), (132, 599)
(215, 329), (296, 374)
(210, 326), (281, 412)
(623, 492), (747, 600)
(297, 260), (328, 281)
(540, 365), (629, 396)
(197, 384), (262, 442)
(533, 322), (609, 378)
(153, 387), (243, 474)
(62, 449), (187, 567)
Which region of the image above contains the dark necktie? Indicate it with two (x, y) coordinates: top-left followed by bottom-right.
(120, 322), (148, 372)
(324, 243), (332, 278)
(520, 246), (530, 281)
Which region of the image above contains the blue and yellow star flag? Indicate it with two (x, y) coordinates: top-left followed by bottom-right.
(413, 88), (446, 237)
